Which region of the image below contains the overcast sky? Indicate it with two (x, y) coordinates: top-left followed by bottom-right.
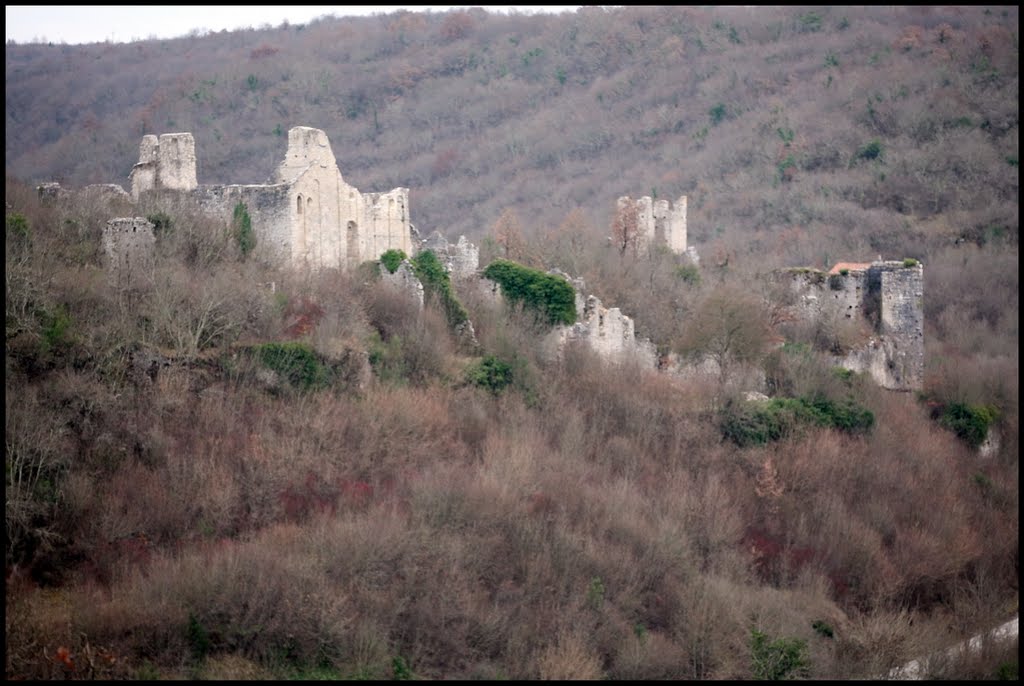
(6, 5), (581, 45)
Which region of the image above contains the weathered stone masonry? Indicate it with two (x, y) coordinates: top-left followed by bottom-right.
(130, 133), (198, 200)
(131, 126), (414, 270)
(617, 194), (688, 254)
(783, 261), (924, 391)
(102, 217), (156, 289)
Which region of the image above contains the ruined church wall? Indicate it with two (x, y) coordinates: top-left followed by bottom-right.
(361, 189), (413, 263)
(380, 260), (424, 309)
(536, 289), (658, 368)
(275, 127), (339, 184)
(786, 269), (868, 323)
(289, 165), (348, 270)
(128, 126), (414, 273)
(419, 233), (479, 280)
(195, 184), (292, 263)
(664, 195), (687, 253)
(272, 126), (412, 269)
(285, 174), (411, 270)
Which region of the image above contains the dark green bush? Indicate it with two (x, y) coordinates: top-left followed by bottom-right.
(482, 259), (576, 326)
(466, 355), (514, 395)
(367, 332), (408, 386)
(6, 211), (30, 238)
(996, 660), (1018, 680)
(721, 395), (873, 446)
(721, 399), (790, 447)
(392, 656), (413, 680)
(380, 248), (407, 274)
(186, 613), (211, 659)
(855, 139), (884, 161)
(709, 102), (728, 125)
(676, 264), (701, 286)
(750, 628), (810, 679)
(233, 201), (256, 258)
(939, 402), (999, 449)
(41, 305), (73, 354)
(254, 342), (330, 391)
(147, 211), (173, 234)
(831, 367), (855, 384)
(811, 620), (834, 639)
(902, 257), (918, 267)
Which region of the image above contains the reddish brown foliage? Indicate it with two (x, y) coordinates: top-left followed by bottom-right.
(249, 44), (279, 59)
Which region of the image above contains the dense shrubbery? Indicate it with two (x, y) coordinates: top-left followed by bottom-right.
(4, 2), (1020, 674)
(465, 354), (514, 395)
(721, 394), (874, 446)
(749, 628), (810, 680)
(936, 401), (1000, 448)
(379, 248), (407, 274)
(253, 341), (331, 391)
(482, 259), (576, 326)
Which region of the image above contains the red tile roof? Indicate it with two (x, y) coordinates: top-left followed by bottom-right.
(828, 262), (872, 274)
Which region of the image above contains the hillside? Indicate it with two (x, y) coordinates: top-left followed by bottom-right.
(4, 5), (1019, 681)
(6, 6), (1018, 259)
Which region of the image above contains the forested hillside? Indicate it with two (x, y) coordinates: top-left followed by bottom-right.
(6, 6), (1018, 259)
(5, 5), (1018, 681)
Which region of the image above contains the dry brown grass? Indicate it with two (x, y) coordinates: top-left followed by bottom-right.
(5, 143), (1018, 680)
(536, 630), (604, 680)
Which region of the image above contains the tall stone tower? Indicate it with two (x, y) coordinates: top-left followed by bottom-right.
(129, 133), (198, 200)
(616, 194), (687, 254)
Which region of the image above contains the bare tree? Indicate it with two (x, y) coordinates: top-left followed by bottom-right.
(611, 197), (641, 258)
(679, 284), (772, 387)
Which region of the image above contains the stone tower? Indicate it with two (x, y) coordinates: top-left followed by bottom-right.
(616, 194), (687, 254)
(129, 133), (198, 200)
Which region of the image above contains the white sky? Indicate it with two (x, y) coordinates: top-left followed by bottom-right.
(5, 5), (581, 45)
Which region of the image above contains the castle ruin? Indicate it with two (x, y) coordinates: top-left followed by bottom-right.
(782, 260), (925, 391)
(616, 194), (688, 254)
(102, 217), (156, 289)
(130, 126), (414, 270)
(130, 133), (198, 199)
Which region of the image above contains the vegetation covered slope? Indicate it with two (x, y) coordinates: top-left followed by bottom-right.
(6, 6), (1018, 262)
(4, 4), (1019, 682)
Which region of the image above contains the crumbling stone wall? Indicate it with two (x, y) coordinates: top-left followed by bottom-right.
(617, 194), (687, 254)
(274, 126), (413, 270)
(130, 133), (198, 200)
(380, 260), (425, 310)
(783, 261), (924, 390)
(195, 183), (292, 263)
(128, 126), (413, 271)
(563, 294), (659, 367)
(102, 217), (155, 289)
(419, 231), (480, 280)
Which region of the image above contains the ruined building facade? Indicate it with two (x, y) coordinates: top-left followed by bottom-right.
(783, 260), (925, 391)
(616, 194), (688, 254)
(130, 133), (199, 199)
(130, 126), (414, 270)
